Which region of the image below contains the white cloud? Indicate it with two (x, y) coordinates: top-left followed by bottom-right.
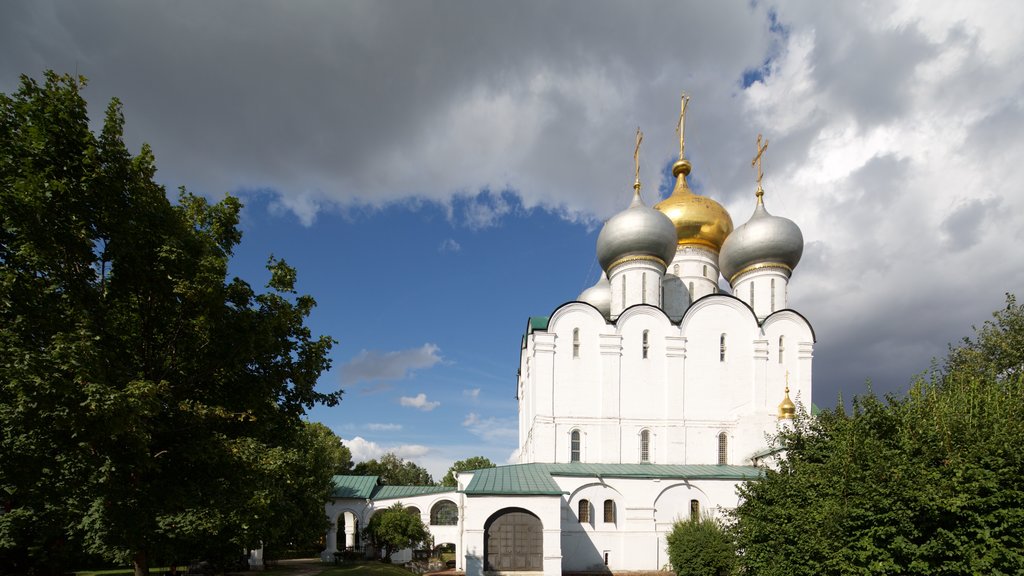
(342, 436), (431, 463)
(462, 413), (518, 443)
(438, 238), (461, 253)
(463, 388), (481, 399)
(340, 343), (443, 386)
(399, 393), (440, 411)
(365, 423), (403, 432)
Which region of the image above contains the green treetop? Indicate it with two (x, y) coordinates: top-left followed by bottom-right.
(0, 72), (343, 576)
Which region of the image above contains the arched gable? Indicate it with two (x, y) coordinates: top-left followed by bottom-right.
(652, 482), (711, 523)
(761, 309), (815, 343)
(547, 300), (610, 330)
(679, 294), (758, 334)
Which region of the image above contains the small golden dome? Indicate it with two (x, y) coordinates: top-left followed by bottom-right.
(778, 386), (796, 419)
(654, 159), (734, 253)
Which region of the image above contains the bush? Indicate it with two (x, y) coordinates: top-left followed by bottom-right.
(666, 514), (736, 576)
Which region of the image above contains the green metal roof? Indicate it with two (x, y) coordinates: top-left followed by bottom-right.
(373, 485), (456, 500)
(462, 462), (763, 496)
(330, 475), (380, 499)
(329, 476), (456, 501)
(464, 464), (564, 496)
(528, 316), (549, 333)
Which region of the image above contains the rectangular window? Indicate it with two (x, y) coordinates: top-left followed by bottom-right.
(640, 430), (650, 463)
(603, 500), (615, 523)
(690, 499), (700, 520)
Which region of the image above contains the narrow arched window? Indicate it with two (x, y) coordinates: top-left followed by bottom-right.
(719, 333), (727, 362)
(688, 282), (694, 301)
(570, 430), (581, 462)
(690, 499), (700, 520)
(603, 499), (615, 523)
(674, 264), (680, 275)
(703, 264), (708, 278)
(642, 330), (649, 359)
(778, 336), (785, 364)
(622, 276), (627, 308)
(717, 432), (728, 465)
(578, 499), (591, 523)
(642, 272), (647, 304)
(640, 429), (650, 463)
(573, 328), (580, 359)
(749, 282), (755, 309)
(771, 278), (776, 312)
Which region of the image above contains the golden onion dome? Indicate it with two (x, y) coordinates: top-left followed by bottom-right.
(654, 159), (734, 253)
(778, 386), (796, 419)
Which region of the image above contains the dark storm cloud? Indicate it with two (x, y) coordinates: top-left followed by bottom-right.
(4, 0), (1024, 412)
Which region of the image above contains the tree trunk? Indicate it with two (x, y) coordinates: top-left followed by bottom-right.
(133, 549), (148, 576)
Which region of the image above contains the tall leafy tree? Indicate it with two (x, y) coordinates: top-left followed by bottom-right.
(0, 72), (342, 575)
(353, 453), (433, 486)
(732, 294), (1024, 576)
(440, 456), (495, 487)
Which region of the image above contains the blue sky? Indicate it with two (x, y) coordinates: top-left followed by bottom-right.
(227, 192), (606, 475)
(4, 1), (1024, 479)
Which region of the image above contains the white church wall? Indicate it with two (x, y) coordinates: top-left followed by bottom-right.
(761, 310), (814, 412)
(679, 297), (759, 426)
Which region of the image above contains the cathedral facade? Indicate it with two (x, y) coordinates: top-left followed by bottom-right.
(322, 101), (813, 575)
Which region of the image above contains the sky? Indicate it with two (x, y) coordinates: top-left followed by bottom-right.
(3, 1), (1024, 480)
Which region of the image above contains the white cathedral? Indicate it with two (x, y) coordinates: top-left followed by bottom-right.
(321, 98), (814, 574)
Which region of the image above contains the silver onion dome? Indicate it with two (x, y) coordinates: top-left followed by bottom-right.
(578, 275), (611, 318)
(596, 192), (678, 273)
(719, 198), (803, 285)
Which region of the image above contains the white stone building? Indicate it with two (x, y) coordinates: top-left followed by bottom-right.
(322, 109), (813, 575)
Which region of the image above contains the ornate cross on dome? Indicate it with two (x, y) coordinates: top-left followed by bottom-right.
(752, 133), (769, 198)
(633, 127), (643, 193)
(676, 92), (690, 160)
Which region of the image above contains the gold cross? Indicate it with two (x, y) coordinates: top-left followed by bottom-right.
(784, 370), (790, 393)
(752, 133), (769, 197)
(676, 92), (690, 160)
(633, 127), (643, 192)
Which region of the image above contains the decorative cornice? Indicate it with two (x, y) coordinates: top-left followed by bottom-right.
(607, 254), (668, 272)
(729, 262), (792, 285)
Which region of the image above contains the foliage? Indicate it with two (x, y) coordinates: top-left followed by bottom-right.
(732, 293), (1024, 576)
(305, 422), (353, 475)
(0, 72), (342, 575)
(363, 504), (430, 563)
(666, 514), (736, 576)
(440, 456), (495, 487)
(353, 453), (433, 486)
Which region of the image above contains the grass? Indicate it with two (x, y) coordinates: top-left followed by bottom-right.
(76, 568), (173, 576)
(317, 561), (420, 576)
(77, 559), (422, 576)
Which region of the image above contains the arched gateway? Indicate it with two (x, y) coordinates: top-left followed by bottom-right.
(484, 508), (542, 571)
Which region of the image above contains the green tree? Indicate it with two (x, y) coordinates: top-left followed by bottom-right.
(440, 456), (495, 487)
(363, 503), (430, 563)
(0, 72), (342, 576)
(354, 453), (433, 486)
(304, 422), (353, 474)
(732, 294), (1024, 576)
(666, 514), (737, 576)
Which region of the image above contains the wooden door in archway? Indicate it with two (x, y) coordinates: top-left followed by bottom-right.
(485, 510), (542, 571)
